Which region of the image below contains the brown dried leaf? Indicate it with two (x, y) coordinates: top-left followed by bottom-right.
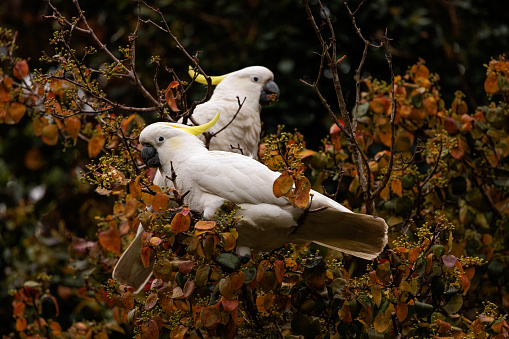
(201, 306), (222, 331)
(229, 271), (246, 291)
(177, 260), (194, 274)
(145, 293), (159, 310)
(183, 280), (195, 299)
(141, 320), (159, 339)
(221, 298), (239, 312)
(121, 291), (134, 310)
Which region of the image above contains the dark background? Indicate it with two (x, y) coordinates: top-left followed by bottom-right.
(1, 0), (508, 335)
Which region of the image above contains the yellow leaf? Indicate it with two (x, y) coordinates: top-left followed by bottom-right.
(273, 172), (294, 198)
(373, 308), (392, 333)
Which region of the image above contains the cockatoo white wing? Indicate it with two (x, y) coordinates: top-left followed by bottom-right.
(112, 170), (165, 293)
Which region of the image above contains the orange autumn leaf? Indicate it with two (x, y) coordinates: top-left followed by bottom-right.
(170, 212), (191, 233)
(152, 192), (170, 213)
(13, 60), (29, 80)
(396, 301), (408, 322)
(88, 135), (105, 158)
(41, 124), (59, 146)
(149, 237), (162, 246)
(129, 176), (142, 200)
(165, 81), (180, 112)
(8, 102), (26, 124)
(408, 247), (422, 262)
(380, 184), (390, 201)
(293, 177), (311, 209)
(15, 317), (27, 332)
(411, 63), (429, 81)
(98, 226), (121, 255)
(273, 172), (294, 198)
(391, 179), (403, 197)
(484, 72), (500, 94)
(422, 96), (438, 115)
(141, 247), (153, 268)
(221, 232), (237, 251)
(195, 220), (216, 231)
(65, 117), (81, 143)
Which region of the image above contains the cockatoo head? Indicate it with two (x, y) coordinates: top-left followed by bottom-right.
(139, 112), (220, 168)
(189, 66), (280, 106)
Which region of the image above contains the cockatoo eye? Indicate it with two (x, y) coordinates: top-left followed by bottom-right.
(158, 136), (164, 142)
(251, 75), (259, 83)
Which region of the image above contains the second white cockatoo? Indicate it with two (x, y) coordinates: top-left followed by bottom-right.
(113, 113), (388, 292)
(113, 66), (278, 291)
(185, 66), (279, 158)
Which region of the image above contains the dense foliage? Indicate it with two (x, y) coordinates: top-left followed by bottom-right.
(1, 0), (509, 338)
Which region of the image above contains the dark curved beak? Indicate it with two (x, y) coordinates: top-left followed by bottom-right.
(259, 80), (280, 106)
(141, 145), (161, 168)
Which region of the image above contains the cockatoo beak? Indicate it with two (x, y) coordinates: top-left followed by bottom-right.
(172, 111), (220, 136)
(260, 80), (280, 106)
(142, 145), (161, 167)
(188, 66), (228, 85)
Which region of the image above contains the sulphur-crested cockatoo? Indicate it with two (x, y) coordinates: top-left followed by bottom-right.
(113, 67), (278, 291)
(113, 113), (388, 292)
(185, 66), (279, 158)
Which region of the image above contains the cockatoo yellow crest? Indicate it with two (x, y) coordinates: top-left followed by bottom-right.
(170, 111), (220, 136)
(188, 66), (227, 85)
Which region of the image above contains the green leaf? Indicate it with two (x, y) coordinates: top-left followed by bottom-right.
(291, 313), (320, 337)
(217, 253), (241, 270)
(330, 278), (347, 295)
(431, 244), (446, 257)
(442, 293), (463, 314)
(242, 267), (257, 284)
(487, 260), (504, 280)
(195, 264), (210, 286)
(374, 298), (390, 317)
(414, 301), (434, 318)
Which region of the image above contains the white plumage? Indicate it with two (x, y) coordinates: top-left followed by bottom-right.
(185, 66), (279, 158)
(113, 114), (388, 292)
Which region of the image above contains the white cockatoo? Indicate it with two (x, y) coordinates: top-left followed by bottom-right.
(113, 67), (278, 291)
(113, 113), (388, 292)
(184, 66), (279, 158)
